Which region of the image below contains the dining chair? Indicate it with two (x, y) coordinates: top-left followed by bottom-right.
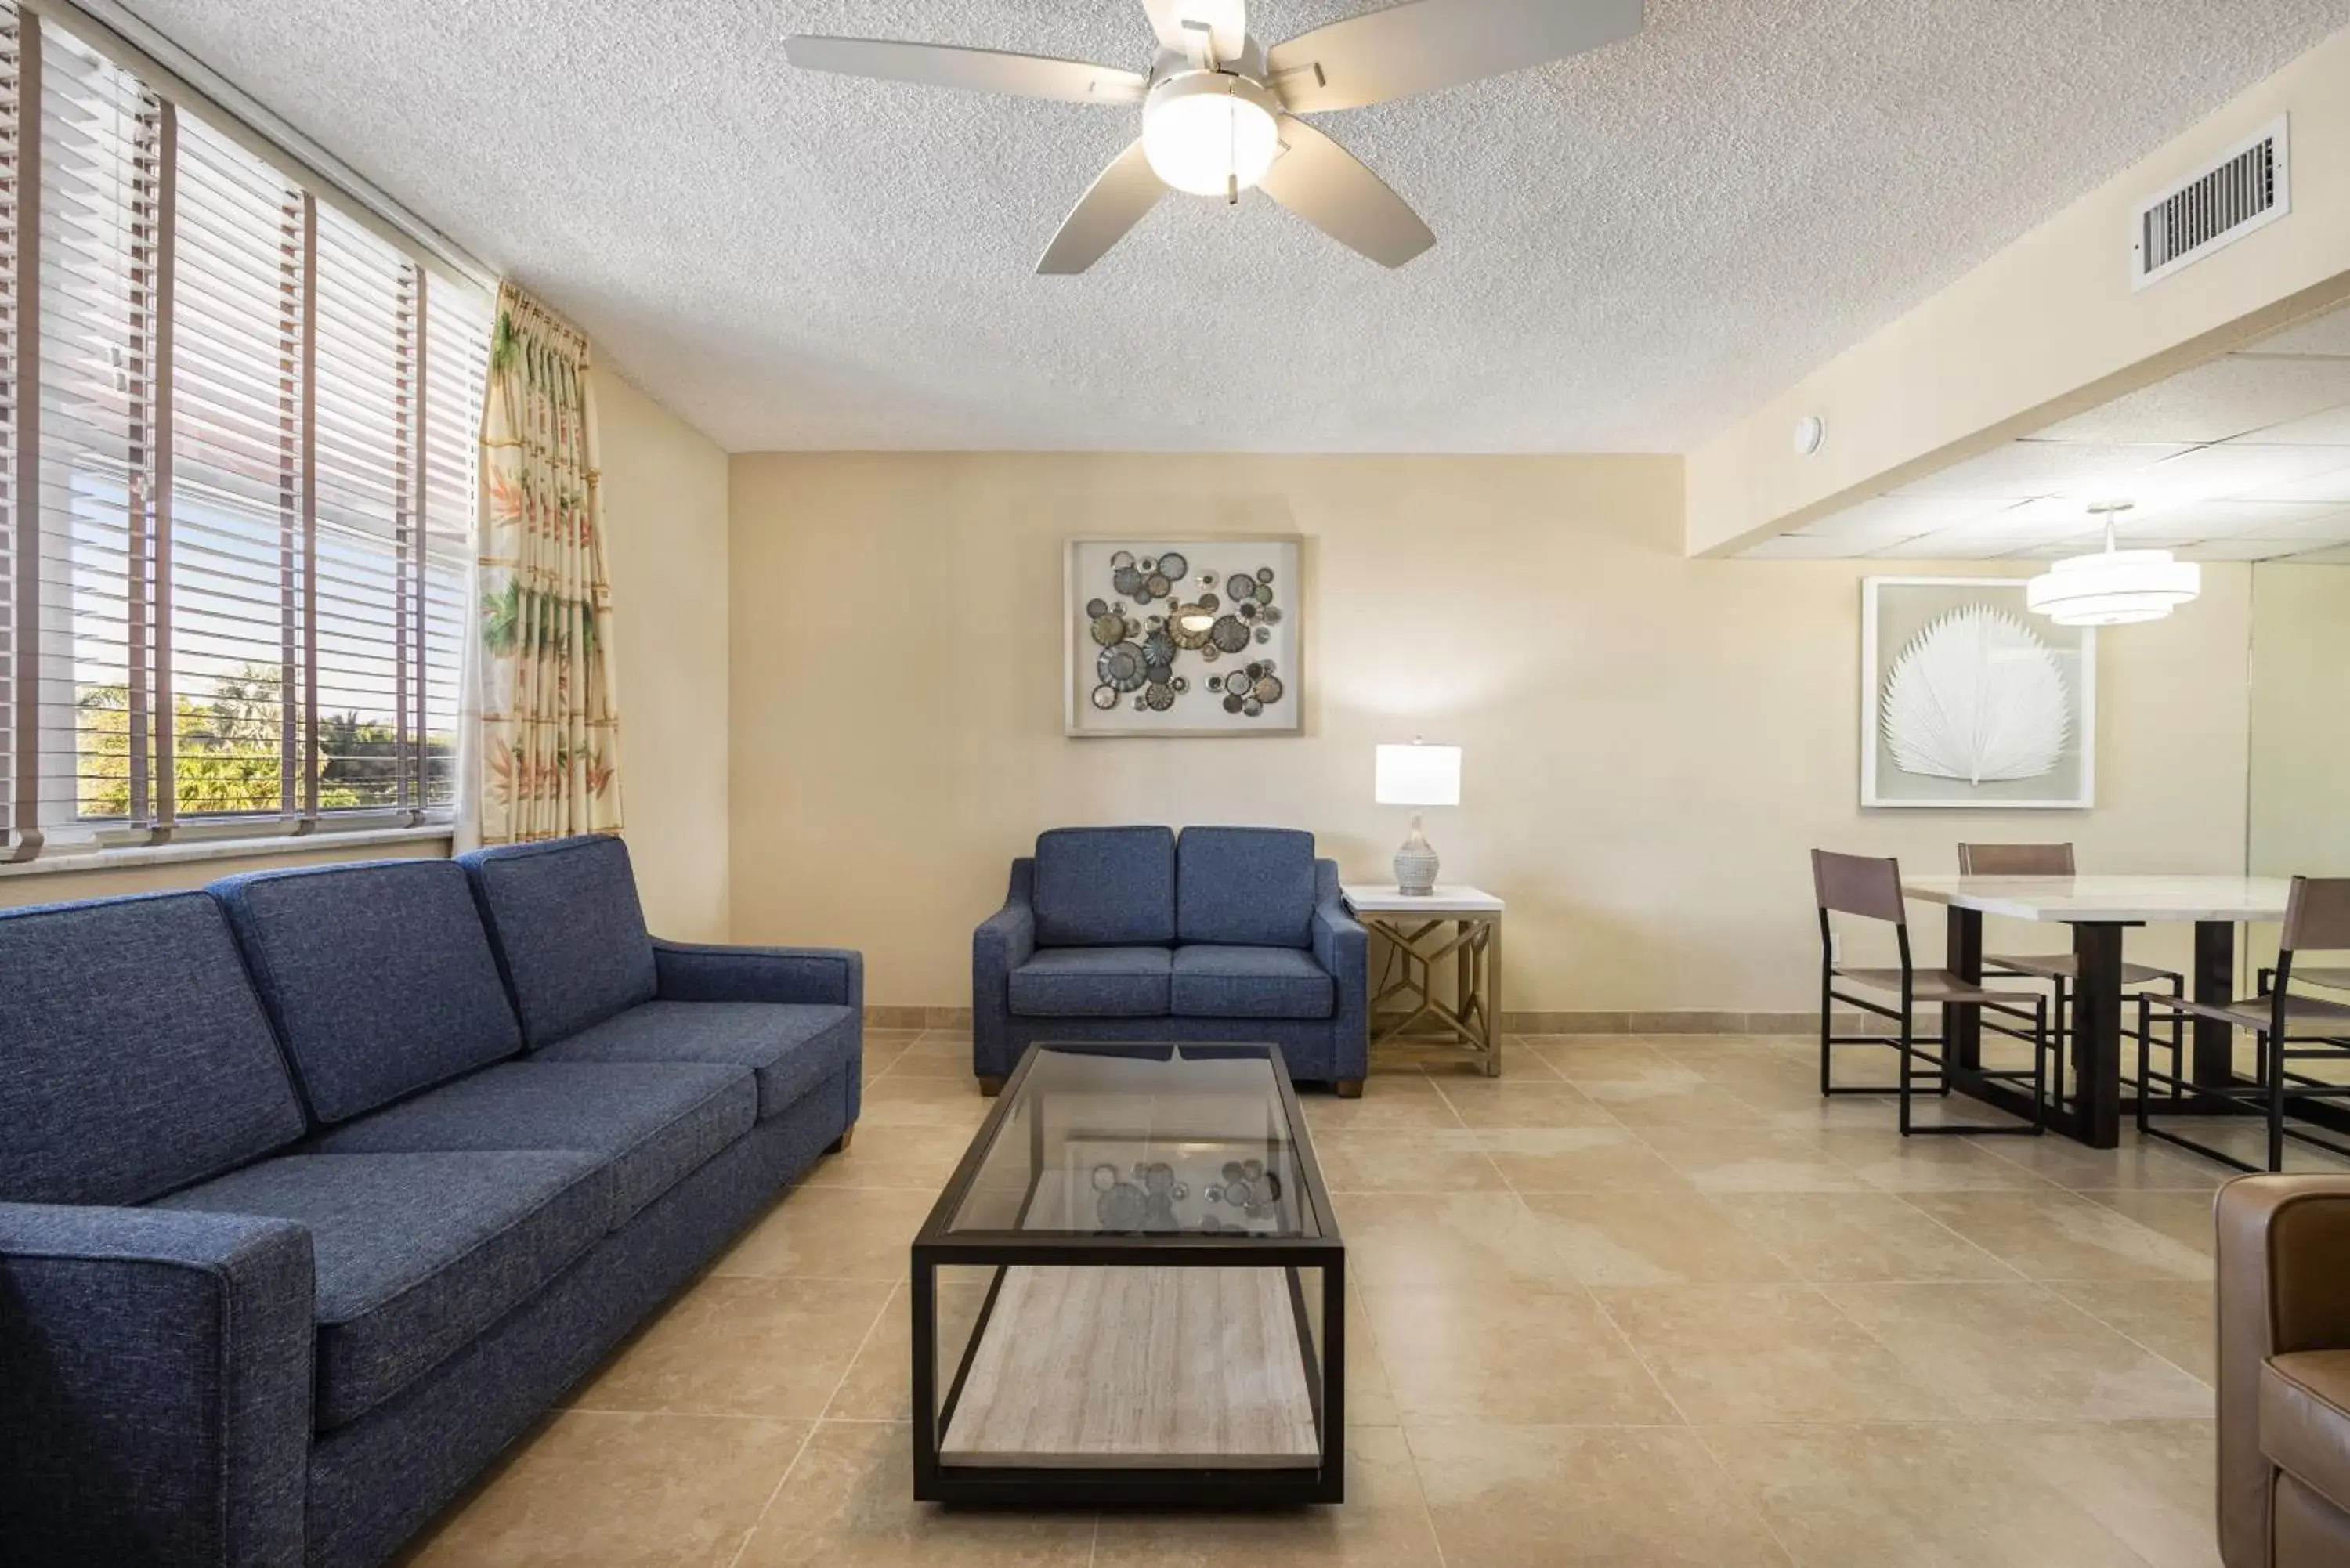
(2138, 876), (2350, 1172)
(1814, 850), (2052, 1136)
(1956, 842), (2185, 1110)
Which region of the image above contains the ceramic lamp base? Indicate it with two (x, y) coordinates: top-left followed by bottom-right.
(1393, 812), (1439, 896)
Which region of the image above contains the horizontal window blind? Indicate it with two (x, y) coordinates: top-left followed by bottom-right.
(0, 6), (488, 860)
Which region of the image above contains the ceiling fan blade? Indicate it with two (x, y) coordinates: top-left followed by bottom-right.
(1141, 0), (1247, 66)
(1256, 115), (1434, 267)
(1268, 0), (1643, 113)
(784, 37), (1147, 104)
(1036, 141), (1166, 274)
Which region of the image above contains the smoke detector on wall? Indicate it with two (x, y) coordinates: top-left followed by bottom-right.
(1792, 415), (1827, 457)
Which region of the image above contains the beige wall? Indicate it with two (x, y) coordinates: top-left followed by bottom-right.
(2249, 564), (2350, 880)
(596, 369), (733, 940)
(728, 452), (2254, 1011)
(1688, 25), (2350, 555)
(0, 364), (734, 932)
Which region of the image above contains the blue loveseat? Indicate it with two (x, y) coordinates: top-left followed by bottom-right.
(0, 834), (861, 1568)
(971, 826), (1368, 1093)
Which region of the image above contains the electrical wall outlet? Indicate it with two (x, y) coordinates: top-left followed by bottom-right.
(1829, 931), (1842, 965)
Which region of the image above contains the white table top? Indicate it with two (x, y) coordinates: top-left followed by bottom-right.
(1342, 883), (1505, 914)
(1900, 873), (2293, 924)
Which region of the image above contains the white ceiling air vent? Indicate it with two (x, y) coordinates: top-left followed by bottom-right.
(2131, 116), (2288, 291)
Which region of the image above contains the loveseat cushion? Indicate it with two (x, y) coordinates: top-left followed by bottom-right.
(1032, 826), (1176, 948)
(535, 1001), (859, 1120)
(1177, 826), (1318, 948)
(460, 836), (658, 1047)
(151, 1149), (607, 1431)
(2263, 1350), (2350, 1518)
(306, 1062), (754, 1230)
(1009, 947), (1173, 1017)
(211, 860), (522, 1124)
(0, 891), (306, 1205)
(1170, 945), (1336, 1020)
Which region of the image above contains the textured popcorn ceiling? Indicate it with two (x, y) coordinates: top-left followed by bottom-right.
(119, 0), (2350, 453)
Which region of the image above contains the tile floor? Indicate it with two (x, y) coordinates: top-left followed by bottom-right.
(398, 1028), (2280, 1568)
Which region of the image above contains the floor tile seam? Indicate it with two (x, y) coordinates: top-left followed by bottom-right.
(724, 1276), (899, 1568)
(1897, 1183), (2214, 1284)
(1870, 1188), (2040, 1283)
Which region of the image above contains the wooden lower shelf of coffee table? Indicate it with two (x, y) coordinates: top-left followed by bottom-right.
(940, 1263), (1319, 1469)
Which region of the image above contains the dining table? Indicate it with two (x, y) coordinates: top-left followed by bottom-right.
(1900, 873), (2296, 1149)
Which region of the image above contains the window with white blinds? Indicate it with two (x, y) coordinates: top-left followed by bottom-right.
(1, 9), (487, 861)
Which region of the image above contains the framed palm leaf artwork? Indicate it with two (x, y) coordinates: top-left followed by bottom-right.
(1860, 576), (2096, 809)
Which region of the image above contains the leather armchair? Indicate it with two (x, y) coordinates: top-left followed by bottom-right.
(2217, 1174), (2350, 1566)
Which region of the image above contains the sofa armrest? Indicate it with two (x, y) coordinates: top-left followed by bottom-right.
(2216, 1175), (2350, 1568)
(1313, 862), (1368, 1082)
(972, 859), (1039, 1080)
(0, 1202), (314, 1567)
(653, 939), (863, 1011)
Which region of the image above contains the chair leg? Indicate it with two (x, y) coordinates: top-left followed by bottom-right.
(2031, 996), (2049, 1134)
(1897, 1004), (1914, 1136)
(2135, 993), (2153, 1140)
(2266, 1027), (2287, 1173)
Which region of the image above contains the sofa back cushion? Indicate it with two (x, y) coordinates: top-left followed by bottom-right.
(460, 835), (658, 1047)
(1032, 827), (1177, 948)
(212, 859), (522, 1125)
(0, 892), (306, 1205)
(1177, 826), (1318, 948)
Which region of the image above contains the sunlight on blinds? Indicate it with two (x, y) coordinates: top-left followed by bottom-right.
(0, 8), (490, 856)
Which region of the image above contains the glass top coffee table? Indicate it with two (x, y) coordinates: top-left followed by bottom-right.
(910, 1041), (1345, 1505)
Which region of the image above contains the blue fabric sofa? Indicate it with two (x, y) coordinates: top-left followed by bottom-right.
(971, 826), (1368, 1093)
(0, 834), (861, 1568)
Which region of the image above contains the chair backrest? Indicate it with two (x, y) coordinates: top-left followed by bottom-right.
(1812, 850), (1907, 925)
(1958, 842), (2076, 876)
(2283, 877), (2350, 955)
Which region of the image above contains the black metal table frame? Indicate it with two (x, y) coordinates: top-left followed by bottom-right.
(1940, 909), (2350, 1149)
(909, 1040), (1347, 1506)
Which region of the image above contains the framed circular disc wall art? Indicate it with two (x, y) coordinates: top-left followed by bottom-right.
(1065, 537), (1302, 736)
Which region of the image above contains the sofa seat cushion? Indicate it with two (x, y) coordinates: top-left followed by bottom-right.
(152, 1149), (607, 1431)
(2264, 1350), (2350, 1517)
(308, 1063), (755, 1230)
(1170, 945), (1335, 1020)
(535, 1001), (858, 1120)
(1009, 947), (1173, 1017)
(1177, 827), (1318, 949)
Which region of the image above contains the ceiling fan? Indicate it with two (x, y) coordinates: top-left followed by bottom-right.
(784, 0), (1644, 273)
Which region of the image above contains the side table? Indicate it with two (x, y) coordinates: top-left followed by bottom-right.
(1341, 883), (1505, 1077)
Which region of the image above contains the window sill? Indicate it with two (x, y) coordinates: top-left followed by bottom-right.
(0, 825), (456, 880)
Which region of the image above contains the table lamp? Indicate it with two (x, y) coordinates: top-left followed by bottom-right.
(1375, 739), (1461, 896)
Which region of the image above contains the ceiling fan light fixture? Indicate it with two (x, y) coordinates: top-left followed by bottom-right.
(1142, 70), (1280, 197)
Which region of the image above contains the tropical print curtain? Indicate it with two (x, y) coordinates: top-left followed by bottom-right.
(474, 284), (624, 844)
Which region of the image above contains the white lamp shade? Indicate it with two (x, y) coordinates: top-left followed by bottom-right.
(1376, 743), (1462, 807)
(2025, 547), (2201, 627)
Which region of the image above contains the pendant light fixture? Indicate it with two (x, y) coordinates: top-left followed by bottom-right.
(2025, 501), (2201, 627)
